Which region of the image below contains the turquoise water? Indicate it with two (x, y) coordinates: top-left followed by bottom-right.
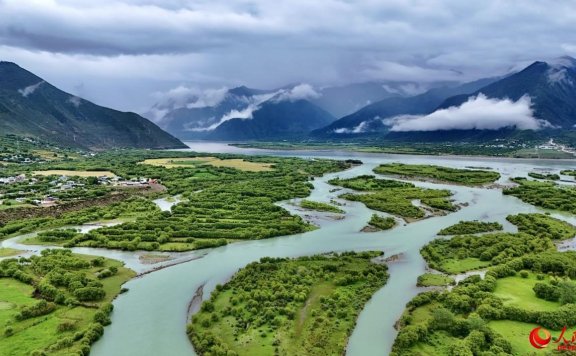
(7, 142), (576, 356)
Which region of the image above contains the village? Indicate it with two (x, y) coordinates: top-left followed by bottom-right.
(0, 172), (157, 208)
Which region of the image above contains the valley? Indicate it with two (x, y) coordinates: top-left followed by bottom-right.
(2, 140), (576, 355)
(3, 3), (576, 356)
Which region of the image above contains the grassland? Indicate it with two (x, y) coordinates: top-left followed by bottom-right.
(416, 273), (455, 287)
(188, 252), (388, 356)
(374, 163), (500, 185)
(141, 157), (274, 172)
(439, 258), (492, 274)
(488, 320), (566, 355)
(393, 251), (576, 355)
(299, 199), (344, 213)
(0, 250), (135, 355)
(493, 273), (560, 311)
(512, 147), (575, 159)
(32, 170), (117, 177)
(393, 212), (576, 355)
(0, 248), (23, 257)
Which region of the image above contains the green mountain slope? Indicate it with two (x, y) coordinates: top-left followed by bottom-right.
(0, 61), (186, 149)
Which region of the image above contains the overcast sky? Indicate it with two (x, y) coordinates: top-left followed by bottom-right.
(1, 0), (575, 113)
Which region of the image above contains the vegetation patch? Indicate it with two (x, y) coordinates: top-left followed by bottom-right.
(367, 214), (396, 230)
(492, 273), (560, 311)
(32, 170), (117, 177)
(0, 248), (23, 258)
(506, 213), (576, 240)
(0, 197), (158, 241)
(299, 199), (344, 213)
(438, 220), (503, 235)
(504, 178), (576, 214)
(392, 251), (576, 356)
(330, 175), (455, 220)
(2, 153), (349, 251)
(141, 157), (274, 172)
(416, 273), (455, 287)
(421, 232), (555, 274)
(373, 163), (500, 185)
(0, 249), (134, 355)
(188, 251), (388, 356)
(527, 172), (560, 180)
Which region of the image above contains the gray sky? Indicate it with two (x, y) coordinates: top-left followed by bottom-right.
(1, 0), (575, 113)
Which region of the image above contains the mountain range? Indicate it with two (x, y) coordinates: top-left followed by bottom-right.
(310, 77), (500, 137)
(147, 56), (576, 143)
(0, 62), (185, 150)
(150, 84), (337, 141)
(437, 56), (576, 128)
(2, 56), (576, 148)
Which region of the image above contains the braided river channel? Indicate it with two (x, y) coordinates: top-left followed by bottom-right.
(4, 142), (576, 356)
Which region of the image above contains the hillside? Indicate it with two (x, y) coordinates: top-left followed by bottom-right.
(437, 56), (576, 129)
(311, 77), (498, 137)
(0, 62), (186, 150)
(205, 98), (336, 140)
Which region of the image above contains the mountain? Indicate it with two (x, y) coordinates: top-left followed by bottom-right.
(437, 56), (576, 128)
(311, 77), (499, 137)
(0, 62), (185, 149)
(310, 81), (460, 118)
(310, 82), (400, 117)
(149, 86), (277, 140)
(205, 97), (336, 140)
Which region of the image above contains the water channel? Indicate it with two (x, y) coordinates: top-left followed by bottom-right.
(3, 142), (576, 355)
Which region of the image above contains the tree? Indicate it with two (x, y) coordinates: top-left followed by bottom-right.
(430, 307), (455, 331)
(559, 281), (576, 305)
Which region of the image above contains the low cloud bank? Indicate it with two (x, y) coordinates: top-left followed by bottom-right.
(188, 92), (276, 132)
(68, 95), (82, 108)
(385, 94), (552, 132)
(152, 86), (228, 110)
(273, 84), (320, 102)
(334, 121), (370, 134)
(18, 81), (44, 97)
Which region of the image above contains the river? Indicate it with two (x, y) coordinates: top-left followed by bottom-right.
(4, 142), (576, 356)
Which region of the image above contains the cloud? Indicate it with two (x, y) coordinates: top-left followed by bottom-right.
(67, 95), (81, 107)
(2, 1), (576, 112)
(333, 120), (371, 134)
(273, 84), (321, 102)
(18, 80), (44, 97)
(151, 86), (229, 111)
(186, 88), (229, 109)
(384, 94), (552, 132)
(187, 92), (276, 131)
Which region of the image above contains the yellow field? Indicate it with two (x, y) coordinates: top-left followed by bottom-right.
(32, 170), (117, 177)
(141, 157), (273, 172)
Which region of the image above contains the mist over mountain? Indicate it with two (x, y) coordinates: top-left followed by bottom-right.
(147, 84), (335, 141)
(205, 98), (335, 140)
(0, 62), (185, 149)
(4, 55), (576, 146)
(436, 56), (576, 129)
(311, 77), (500, 137)
(147, 80), (463, 141)
(309, 81), (456, 118)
